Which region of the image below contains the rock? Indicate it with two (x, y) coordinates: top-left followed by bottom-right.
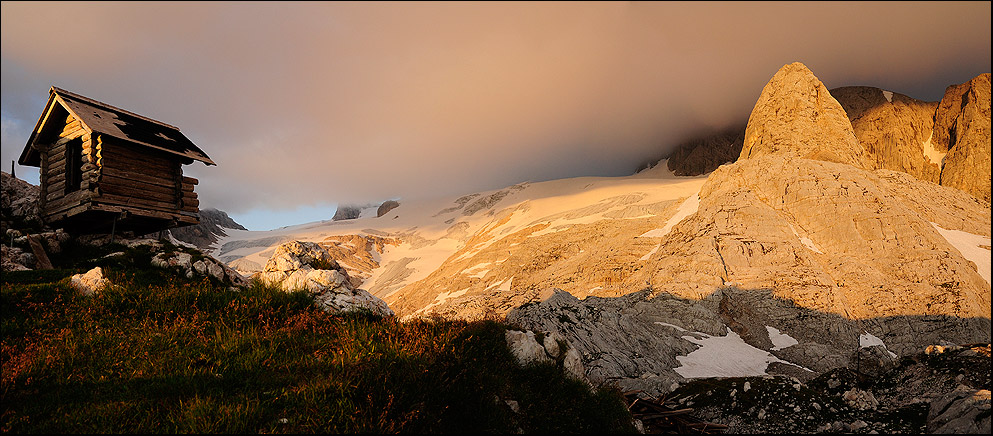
(0, 171), (42, 229)
(928, 385), (992, 434)
(1, 245), (33, 271)
(933, 74), (992, 203)
(663, 125), (745, 176)
(505, 330), (552, 365)
(543, 332), (562, 359)
(842, 388), (879, 410)
(377, 200), (400, 217)
(71, 266), (111, 295)
(193, 260), (207, 275)
(165, 208), (247, 251)
(740, 62), (870, 168)
(852, 345), (898, 377)
(262, 241), (339, 275)
(832, 86), (942, 183)
(262, 241), (393, 317)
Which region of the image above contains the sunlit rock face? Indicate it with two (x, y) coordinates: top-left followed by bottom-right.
(933, 73), (991, 204)
(831, 86), (941, 182)
(739, 62), (870, 168)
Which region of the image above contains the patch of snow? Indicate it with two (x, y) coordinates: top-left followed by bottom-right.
(417, 287), (470, 314)
(766, 326), (799, 351)
(788, 223), (823, 254)
(881, 90), (894, 103)
(859, 332), (898, 358)
(654, 321), (690, 333)
(921, 132), (946, 167)
(931, 222), (992, 286)
(640, 243), (661, 261)
(673, 326), (806, 379)
(637, 191), (701, 238)
(632, 159), (678, 179)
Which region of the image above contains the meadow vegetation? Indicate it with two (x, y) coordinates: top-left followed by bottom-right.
(1, 242), (635, 433)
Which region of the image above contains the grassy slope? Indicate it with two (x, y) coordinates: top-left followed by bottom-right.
(1, 242), (635, 433)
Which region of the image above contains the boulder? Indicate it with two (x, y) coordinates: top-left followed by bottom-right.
(71, 266), (111, 295)
(505, 330), (552, 365)
(377, 200), (400, 217)
(928, 384), (992, 434)
(261, 241), (393, 317)
(740, 62), (869, 168)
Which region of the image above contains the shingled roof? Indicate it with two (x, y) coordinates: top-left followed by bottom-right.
(19, 86), (214, 166)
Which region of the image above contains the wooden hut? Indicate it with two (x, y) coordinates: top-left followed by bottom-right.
(17, 87), (214, 235)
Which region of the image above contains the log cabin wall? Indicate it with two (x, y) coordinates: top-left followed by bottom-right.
(40, 114), (96, 219)
(95, 135), (183, 214)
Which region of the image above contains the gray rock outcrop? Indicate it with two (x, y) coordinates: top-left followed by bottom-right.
(260, 241), (393, 317)
(740, 62), (869, 168)
(377, 200), (400, 217)
(928, 384), (992, 434)
(166, 208), (247, 250)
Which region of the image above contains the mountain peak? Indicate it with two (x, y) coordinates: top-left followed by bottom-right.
(740, 62), (870, 168)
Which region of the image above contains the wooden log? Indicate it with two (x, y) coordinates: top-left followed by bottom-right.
(44, 189), (91, 211)
(91, 203), (186, 222)
(181, 191), (198, 200)
(102, 157), (176, 175)
(181, 198), (199, 208)
(50, 141), (68, 156)
(100, 183), (178, 203)
(181, 206), (199, 214)
(101, 142), (177, 169)
(99, 193), (179, 212)
(59, 125), (83, 138)
(182, 176), (198, 186)
(181, 184), (197, 194)
(99, 166), (179, 190)
(98, 174), (179, 197)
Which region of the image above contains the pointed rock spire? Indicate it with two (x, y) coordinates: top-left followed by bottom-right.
(740, 62), (870, 168)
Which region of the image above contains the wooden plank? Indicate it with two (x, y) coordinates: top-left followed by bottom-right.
(181, 206), (199, 214)
(59, 126), (83, 138)
(101, 184), (178, 203)
(102, 157), (176, 175)
(181, 191), (198, 200)
(44, 189), (91, 212)
(100, 166), (179, 189)
(181, 198), (199, 208)
(99, 193), (179, 212)
(91, 203), (185, 221)
(181, 184), (197, 193)
(99, 174), (179, 197)
(49, 142), (68, 157)
(27, 236), (54, 270)
(182, 176), (198, 186)
(101, 141), (178, 169)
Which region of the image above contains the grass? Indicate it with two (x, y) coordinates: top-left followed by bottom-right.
(1, 248), (636, 434)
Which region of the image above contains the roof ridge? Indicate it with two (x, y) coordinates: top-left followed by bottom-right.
(50, 86), (181, 131)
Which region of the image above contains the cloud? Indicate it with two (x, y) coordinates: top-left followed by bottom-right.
(2, 2), (990, 228)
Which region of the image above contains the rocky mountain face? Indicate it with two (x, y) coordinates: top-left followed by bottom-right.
(166, 208), (247, 250)
(932, 73), (992, 203)
(740, 62), (871, 168)
(831, 86), (941, 182)
(663, 125), (745, 176)
(214, 62), (991, 426)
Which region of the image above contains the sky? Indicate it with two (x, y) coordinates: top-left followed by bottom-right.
(2, 2), (990, 231)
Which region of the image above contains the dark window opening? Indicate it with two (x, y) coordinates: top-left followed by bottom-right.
(65, 138), (83, 194)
